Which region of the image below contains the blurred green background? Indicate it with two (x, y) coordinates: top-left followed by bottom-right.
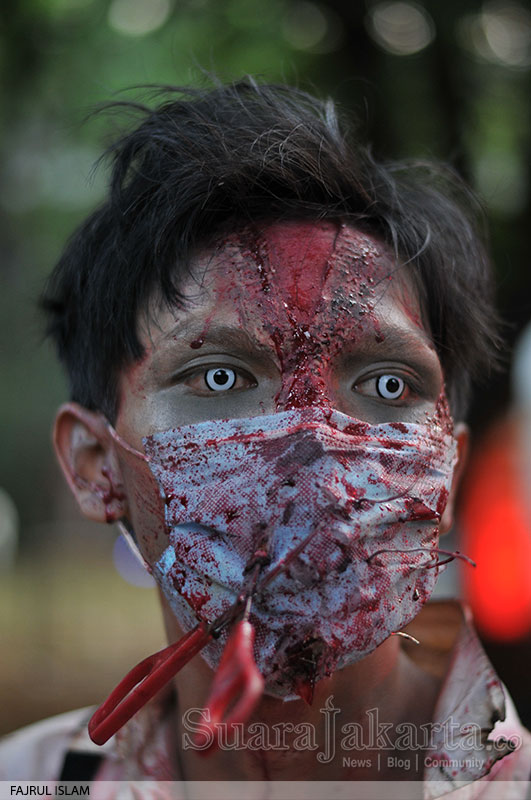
(1, 0), (531, 736)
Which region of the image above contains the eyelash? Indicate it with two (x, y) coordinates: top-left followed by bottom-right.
(354, 372), (419, 403)
(183, 365), (256, 394)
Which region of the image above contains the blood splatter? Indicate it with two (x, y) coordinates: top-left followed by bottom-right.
(101, 465), (126, 523)
(207, 221), (411, 413)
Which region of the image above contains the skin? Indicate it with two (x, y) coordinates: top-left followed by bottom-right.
(54, 221), (468, 782)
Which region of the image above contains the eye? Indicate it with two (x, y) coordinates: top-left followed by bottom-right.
(204, 367), (237, 391)
(354, 372), (411, 403)
(181, 363), (257, 395)
(376, 374), (405, 400)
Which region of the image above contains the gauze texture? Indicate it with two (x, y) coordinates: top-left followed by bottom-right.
(146, 406), (457, 700)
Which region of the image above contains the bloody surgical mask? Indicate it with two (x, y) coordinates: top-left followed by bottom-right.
(144, 404), (457, 699)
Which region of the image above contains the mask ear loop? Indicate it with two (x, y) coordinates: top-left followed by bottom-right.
(115, 519), (153, 573)
(106, 422), (150, 463)
(105, 423), (154, 574)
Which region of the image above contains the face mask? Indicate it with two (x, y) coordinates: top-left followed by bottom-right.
(140, 404), (457, 701)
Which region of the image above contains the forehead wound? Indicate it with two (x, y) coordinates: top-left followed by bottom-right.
(215, 220), (397, 323)
(205, 222), (401, 410)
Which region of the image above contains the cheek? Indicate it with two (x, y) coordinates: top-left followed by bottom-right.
(120, 457), (168, 565)
(115, 339), (161, 450)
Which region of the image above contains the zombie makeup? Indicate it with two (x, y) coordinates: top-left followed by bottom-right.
(92, 222), (458, 743)
(120, 220), (444, 439)
(188, 220), (441, 418)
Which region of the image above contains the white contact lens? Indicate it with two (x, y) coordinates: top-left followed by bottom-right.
(376, 375), (405, 400)
(205, 367), (237, 391)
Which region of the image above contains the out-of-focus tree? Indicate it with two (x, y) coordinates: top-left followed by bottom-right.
(2, 0), (531, 733)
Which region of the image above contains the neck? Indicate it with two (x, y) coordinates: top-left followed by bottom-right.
(171, 635), (440, 781)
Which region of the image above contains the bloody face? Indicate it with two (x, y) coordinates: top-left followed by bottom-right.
(115, 220), (447, 569)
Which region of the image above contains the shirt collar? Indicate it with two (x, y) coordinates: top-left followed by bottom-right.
(404, 601), (517, 798)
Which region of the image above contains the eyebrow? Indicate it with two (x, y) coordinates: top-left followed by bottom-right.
(354, 324), (434, 353)
(338, 323), (439, 372)
(159, 321), (275, 361)
(159, 318), (435, 361)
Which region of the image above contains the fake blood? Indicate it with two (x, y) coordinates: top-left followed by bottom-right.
(101, 465), (126, 523)
(209, 221), (401, 412)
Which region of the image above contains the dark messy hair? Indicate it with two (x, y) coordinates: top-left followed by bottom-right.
(41, 78), (500, 421)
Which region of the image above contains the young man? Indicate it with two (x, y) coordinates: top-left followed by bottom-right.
(2, 80), (530, 794)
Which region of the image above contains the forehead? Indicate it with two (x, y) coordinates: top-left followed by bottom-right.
(174, 219), (426, 345)
(220, 221), (388, 306)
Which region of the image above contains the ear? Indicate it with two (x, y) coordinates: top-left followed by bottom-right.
(439, 422), (469, 535)
(53, 402), (129, 524)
